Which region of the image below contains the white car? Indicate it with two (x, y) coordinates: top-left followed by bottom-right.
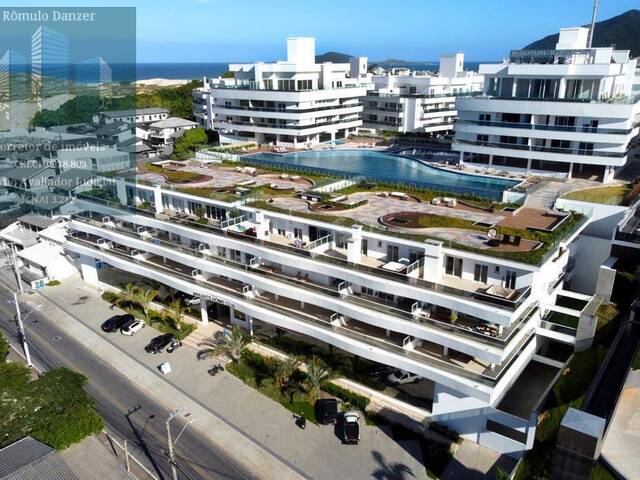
(387, 370), (421, 385)
(121, 319), (145, 336)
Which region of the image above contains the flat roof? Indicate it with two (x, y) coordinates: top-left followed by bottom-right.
(150, 117), (198, 129)
(0, 166), (53, 180)
(18, 214), (60, 229)
(103, 108), (168, 118)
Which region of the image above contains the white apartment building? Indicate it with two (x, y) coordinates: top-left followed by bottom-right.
(193, 37), (370, 146)
(38, 176), (606, 456)
(147, 117), (199, 147)
(363, 54), (483, 135)
(453, 27), (640, 183)
(92, 108), (169, 126)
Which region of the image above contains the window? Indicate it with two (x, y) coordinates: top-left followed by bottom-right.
(217, 246), (227, 257)
(264, 79), (273, 90)
(479, 114), (491, 122)
(294, 228), (303, 240)
(474, 264), (488, 283)
(277, 227), (286, 236)
(230, 249), (242, 262)
(505, 271), (517, 289)
(554, 116), (576, 127)
(445, 256), (463, 277)
(476, 134), (489, 142)
(278, 79), (295, 91)
(387, 245), (399, 262)
(361, 239), (368, 255)
(296, 79), (312, 90)
(362, 287), (375, 296)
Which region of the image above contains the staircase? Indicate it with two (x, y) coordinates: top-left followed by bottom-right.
(525, 180), (592, 209)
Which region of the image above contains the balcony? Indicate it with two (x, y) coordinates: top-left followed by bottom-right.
(368, 90), (483, 100)
(455, 119), (635, 135)
(70, 213), (534, 351)
(72, 194), (533, 312)
(212, 102), (363, 114)
(67, 232), (531, 390)
(464, 93), (640, 105)
(454, 138), (629, 158)
(214, 117), (361, 132)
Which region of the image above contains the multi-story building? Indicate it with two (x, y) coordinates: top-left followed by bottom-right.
(92, 108), (169, 126)
(75, 56), (112, 97)
(363, 54), (483, 135)
(453, 27), (640, 183)
(0, 50), (28, 131)
(194, 37), (370, 146)
(48, 175), (603, 456)
(31, 26), (70, 100)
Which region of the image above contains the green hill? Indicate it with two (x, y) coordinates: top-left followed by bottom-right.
(523, 9), (640, 58)
(315, 52), (353, 63)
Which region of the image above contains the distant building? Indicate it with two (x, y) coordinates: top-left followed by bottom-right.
(363, 53), (483, 135)
(0, 50), (28, 131)
(148, 117), (198, 147)
(92, 107), (169, 126)
(194, 37), (370, 146)
(75, 56), (112, 97)
(31, 26), (70, 100)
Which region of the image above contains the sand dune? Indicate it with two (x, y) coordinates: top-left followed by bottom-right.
(134, 78), (191, 87)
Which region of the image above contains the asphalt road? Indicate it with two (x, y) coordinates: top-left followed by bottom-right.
(0, 284), (252, 480)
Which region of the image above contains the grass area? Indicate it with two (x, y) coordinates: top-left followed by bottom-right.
(225, 350), (318, 423)
(514, 303), (621, 480)
(0, 333), (103, 449)
(141, 163), (205, 184)
(545, 311), (580, 329)
(175, 186), (240, 203)
(46, 280), (61, 287)
(563, 184), (633, 206)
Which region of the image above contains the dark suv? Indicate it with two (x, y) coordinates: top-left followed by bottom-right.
(101, 314), (135, 333)
(145, 334), (174, 354)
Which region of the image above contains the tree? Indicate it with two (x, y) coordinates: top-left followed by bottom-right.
(274, 355), (302, 391)
(198, 325), (249, 362)
(173, 127), (208, 159)
(305, 356), (331, 403)
(114, 283), (139, 308)
(163, 297), (187, 331)
(134, 287), (158, 321)
(221, 71), (235, 78)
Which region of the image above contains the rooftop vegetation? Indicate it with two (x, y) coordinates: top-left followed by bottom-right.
(562, 183), (637, 206)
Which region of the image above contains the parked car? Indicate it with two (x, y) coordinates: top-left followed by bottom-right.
(121, 319), (145, 336)
(342, 411), (360, 444)
(145, 334), (174, 353)
(101, 314), (134, 333)
(366, 363), (395, 379)
(166, 338), (182, 353)
(315, 398), (338, 425)
(386, 369), (421, 385)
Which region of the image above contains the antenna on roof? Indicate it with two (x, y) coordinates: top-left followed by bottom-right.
(587, 0), (599, 48)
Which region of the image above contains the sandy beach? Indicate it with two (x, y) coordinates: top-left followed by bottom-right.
(134, 78), (192, 87)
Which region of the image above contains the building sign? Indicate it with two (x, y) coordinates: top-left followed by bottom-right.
(193, 292), (232, 306)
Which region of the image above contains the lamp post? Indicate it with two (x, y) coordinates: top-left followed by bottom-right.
(165, 408), (195, 480)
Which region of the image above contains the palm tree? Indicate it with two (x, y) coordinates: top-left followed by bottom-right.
(114, 283), (139, 308)
(163, 297), (187, 331)
(198, 325), (249, 362)
(305, 356), (331, 403)
(274, 355), (302, 391)
(134, 287), (158, 321)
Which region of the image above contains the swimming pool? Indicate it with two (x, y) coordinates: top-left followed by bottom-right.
(242, 150), (519, 199)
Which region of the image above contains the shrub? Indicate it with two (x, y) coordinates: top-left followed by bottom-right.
(46, 280), (61, 286)
(101, 290), (119, 304)
(0, 332), (8, 363)
(0, 362), (31, 389)
(321, 382), (370, 411)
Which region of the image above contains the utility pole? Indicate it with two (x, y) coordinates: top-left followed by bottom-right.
(165, 409), (195, 480)
(587, 0), (599, 48)
(7, 244), (24, 294)
(13, 291), (32, 367)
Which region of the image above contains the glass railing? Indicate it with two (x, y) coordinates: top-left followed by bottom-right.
(455, 119), (633, 135)
(212, 102), (363, 114)
(67, 233), (523, 386)
(212, 83), (365, 92)
(539, 320), (577, 337)
(454, 138), (630, 158)
(465, 93), (640, 105)
(72, 194), (531, 311)
(70, 213), (533, 349)
(213, 118), (361, 131)
(368, 90), (483, 100)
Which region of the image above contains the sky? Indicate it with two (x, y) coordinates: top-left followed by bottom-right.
(2, 0), (638, 62)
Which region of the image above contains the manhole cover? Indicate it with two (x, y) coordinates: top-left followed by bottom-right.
(52, 336), (62, 342)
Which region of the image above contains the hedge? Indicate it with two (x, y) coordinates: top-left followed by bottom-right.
(321, 382), (370, 411)
(0, 332), (8, 363)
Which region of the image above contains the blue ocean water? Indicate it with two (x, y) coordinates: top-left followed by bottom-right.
(244, 150), (517, 199)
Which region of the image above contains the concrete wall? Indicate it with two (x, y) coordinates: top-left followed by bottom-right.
(568, 235), (612, 294)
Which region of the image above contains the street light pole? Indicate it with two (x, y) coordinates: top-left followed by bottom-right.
(7, 244), (24, 294)
(165, 408), (195, 480)
(13, 291), (32, 367)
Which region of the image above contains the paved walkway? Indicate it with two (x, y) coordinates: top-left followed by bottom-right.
(27, 275), (426, 480)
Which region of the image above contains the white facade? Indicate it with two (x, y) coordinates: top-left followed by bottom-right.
(51, 178), (599, 456)
(363, 53), (484, 134)
(147, 117), (198, 147)
(453, 27), (640, 183)
(93, 108), (169, 126)
(193, 37), (370, 146)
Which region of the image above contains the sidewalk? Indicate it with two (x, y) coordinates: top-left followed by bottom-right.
(23, 274), (427, 480)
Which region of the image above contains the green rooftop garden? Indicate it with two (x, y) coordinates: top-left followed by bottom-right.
(562, 182), (638, 206)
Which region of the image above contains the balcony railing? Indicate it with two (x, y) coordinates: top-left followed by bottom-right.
(73, 194), (533, 311)
(367, 90), (483, 100)
(465, 93), (640, 105)
(455, 119), (635, 135)
(71, 213), (536, 349)
(363, 119), (401, 127)
(68, 233), (523, 386)
(214, 117), (361, 131)
(212, 102), (363, 114)
(454, 138), (630, 158)
(212, 83), (365, 93)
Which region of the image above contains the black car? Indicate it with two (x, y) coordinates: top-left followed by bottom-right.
(145, 334), (174, 354)
(315, 398), (339, 425)
(101, 314), (135, 333)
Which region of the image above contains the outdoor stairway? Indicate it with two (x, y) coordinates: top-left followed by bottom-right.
(525, 180), (592, 209)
